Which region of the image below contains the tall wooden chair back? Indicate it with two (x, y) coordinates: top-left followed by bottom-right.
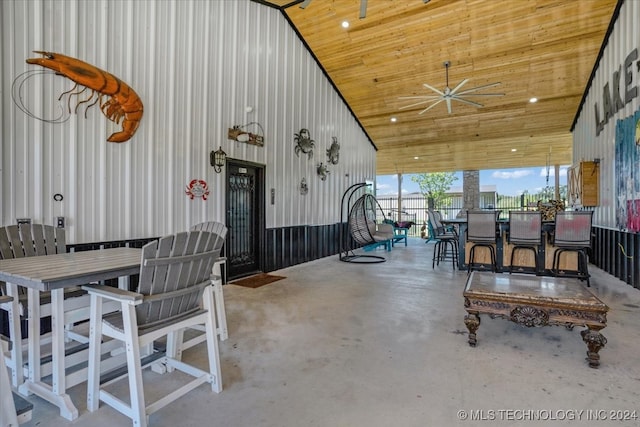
(84, 230), (224, 426)
(0, 224), (66, 297)
(191, 221), (227, 243)
(135, 231), (220, 328)
(0, 224), (98, 387)
(187, 221), (229, 342)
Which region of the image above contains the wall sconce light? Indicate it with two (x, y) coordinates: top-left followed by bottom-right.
(228, 122), (265, 147)
(210, 146), (227, 173)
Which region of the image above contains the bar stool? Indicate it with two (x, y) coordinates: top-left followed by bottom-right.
(466, 210), (499, 274)
(427, 210), (458, 269)
(507, 211), (542, 274)
(551, 211), (593, 286)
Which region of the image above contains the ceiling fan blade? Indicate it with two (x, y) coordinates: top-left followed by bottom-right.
(449, 79), (469, 95)
(398, 95), (441, 100)
(398, 98), (441, 110)
(456, 82), (503, 95)
(446, 98), (452, 114)
(458, 93), (505, 97)
(299, 0), (312, 9)
(422, 83), (444, 96)
(359, 0), (367, 18)
(452, 97), (484, 108)
(418, 99), (445, 115)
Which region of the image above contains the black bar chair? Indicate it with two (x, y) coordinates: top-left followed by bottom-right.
(427, 210), (458, 269)
(550, 211), (593, 286)
(507, 211), (542, 274)
(466, 210), (499, 274)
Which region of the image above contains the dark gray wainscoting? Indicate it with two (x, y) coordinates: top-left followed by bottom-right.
(592, 227), (640, 289)
(264, 223), (346, 272)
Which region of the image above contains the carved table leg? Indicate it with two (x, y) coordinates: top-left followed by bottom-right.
(464, 312), (481, 347)
(580, 327), (607, 368)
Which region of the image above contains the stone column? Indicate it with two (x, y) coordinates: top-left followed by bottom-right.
(462, 170), (480, 215)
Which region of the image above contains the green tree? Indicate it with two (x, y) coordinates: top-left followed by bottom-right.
(411, 172), (458, 208)
(539, 184), (568, 201)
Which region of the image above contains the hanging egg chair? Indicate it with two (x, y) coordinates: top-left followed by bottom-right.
(339, 182), (394, 263)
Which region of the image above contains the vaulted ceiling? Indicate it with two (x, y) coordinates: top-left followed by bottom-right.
(255, 0), (619, 175)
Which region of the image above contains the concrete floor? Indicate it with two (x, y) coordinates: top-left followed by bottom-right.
(17, 238), (640, 426)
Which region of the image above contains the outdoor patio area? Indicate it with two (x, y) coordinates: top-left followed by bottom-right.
(24, 238), (640, 427)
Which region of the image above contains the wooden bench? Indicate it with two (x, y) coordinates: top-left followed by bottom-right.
(463, 272), (608, 368)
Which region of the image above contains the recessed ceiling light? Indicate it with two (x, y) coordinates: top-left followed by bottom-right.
(341, 21), (349, 28)
(390, 117), (397, 122)
(529, 97), (538, 103)
(511, 148), (517, 152)
(414, 156), (419, 160)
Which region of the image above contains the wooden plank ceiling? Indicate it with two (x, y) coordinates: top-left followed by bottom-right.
(255, 0), (618, 175)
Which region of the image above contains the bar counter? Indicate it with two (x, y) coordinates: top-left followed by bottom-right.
(440, 218), (580, 273)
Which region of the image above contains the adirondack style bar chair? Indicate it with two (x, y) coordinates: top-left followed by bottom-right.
(0, 224), (94, 387)
(83, 230), (224, 427)
(189, 221), (229, 341)
(166, 221), (230, 366)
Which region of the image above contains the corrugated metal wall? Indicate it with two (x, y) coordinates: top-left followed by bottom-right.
(572, 0), (640, 289)
(572, 0), (638, 229)
(0, 0), (376, 244)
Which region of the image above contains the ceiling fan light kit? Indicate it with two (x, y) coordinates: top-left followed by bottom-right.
(399, 61), (504, 114)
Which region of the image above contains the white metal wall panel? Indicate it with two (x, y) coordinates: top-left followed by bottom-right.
(572, 0), (639, 229)
(0, 0), (376, 243)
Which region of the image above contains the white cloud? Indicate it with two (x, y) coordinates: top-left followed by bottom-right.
(538, 166), (568, 177)
(376, 183), (393, 192)
(491, 170), (534, 179)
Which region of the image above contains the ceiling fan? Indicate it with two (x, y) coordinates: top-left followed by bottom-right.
(398, 61), (504, 115)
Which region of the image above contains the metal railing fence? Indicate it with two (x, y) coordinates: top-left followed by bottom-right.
(376, 194), (566, 238)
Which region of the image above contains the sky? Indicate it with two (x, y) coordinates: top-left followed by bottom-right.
(376, 166), (569, 196)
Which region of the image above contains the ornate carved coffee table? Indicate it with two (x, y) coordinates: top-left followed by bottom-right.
(463, 272), (609, 368)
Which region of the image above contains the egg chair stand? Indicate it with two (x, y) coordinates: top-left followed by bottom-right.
(339, 182), (393, 263)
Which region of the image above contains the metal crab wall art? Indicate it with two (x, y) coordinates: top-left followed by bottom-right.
(294, 128), (315, 159)
(317, 162), (330, 181)
(326, 136), (340, 165)
(185, 179), (210, 200)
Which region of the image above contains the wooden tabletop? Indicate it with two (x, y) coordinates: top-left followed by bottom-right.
(0, 247), (142, 291)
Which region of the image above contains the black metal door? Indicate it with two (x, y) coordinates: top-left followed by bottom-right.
(226, 161), (264, 279)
